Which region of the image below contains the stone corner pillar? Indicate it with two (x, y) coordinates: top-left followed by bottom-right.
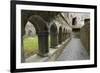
(37, 31), (49, 57)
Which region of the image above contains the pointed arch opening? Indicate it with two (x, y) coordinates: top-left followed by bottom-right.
(21, 15), (49, 62)
(50, 24), (58, 48)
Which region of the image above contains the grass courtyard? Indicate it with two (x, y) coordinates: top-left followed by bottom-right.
(23, 35), (38, 58)
(23, 35), (50, 58)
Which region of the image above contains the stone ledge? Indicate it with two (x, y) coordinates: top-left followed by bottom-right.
(25, 38), (71, 63)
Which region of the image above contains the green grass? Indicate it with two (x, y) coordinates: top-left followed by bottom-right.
(23, 35), (51, 58)
(23, 35), (38, 58)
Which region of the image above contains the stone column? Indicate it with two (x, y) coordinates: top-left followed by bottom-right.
(64, 32), (67, 41)
(65, 33), (67, 39)
(37, 31), (49, 57)
(50, 32), (58, 48)
(58, 33), (62, 44)
(21, 13), (27, 63)
(64, 33), (66, 41)
(21, 30), (25, 63)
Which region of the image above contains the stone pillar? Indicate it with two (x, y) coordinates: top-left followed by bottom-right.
(64, 32), (67, 41)
(64, 33), (66, 41)
(58, 29), (63, 44)
(64, 33), (66, 40)
(37, 31), (49, 57)
(21, 31), (25, 63)
(62, 32), (64, 42)
(58, 33), (62, 44)
(21, 12), (27, 63)
(67, 33), (69, 38)
(50, 32), (58, 48)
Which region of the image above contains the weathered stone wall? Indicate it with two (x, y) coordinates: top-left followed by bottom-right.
(80, 19), (90, 55)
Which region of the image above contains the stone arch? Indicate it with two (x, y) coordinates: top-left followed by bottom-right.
(28, 15), (48, 33)
(50, 24), (58, 48)
(21, 14), (49, 62)
(27, 15), (49, 57)
(58, 26), (63, 44)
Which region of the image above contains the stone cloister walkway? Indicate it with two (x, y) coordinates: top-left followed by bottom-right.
(57, 37), (89, 61)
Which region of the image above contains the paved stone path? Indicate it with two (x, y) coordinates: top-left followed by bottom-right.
(57, 38), (89, 61)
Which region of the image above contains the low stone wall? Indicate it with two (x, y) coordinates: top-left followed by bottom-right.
(25, 38), (71, 62)
(80, 19), (90, 55)
(48, 38), (71, 61)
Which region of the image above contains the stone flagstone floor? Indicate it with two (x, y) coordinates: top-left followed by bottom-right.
(57, 37), (89, 61)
